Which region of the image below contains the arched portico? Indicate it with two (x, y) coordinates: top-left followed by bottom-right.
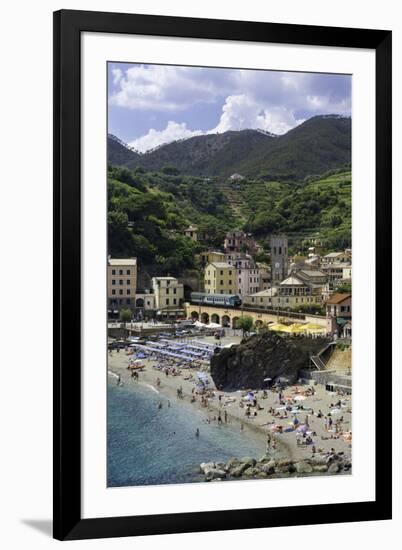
(222, 315), (230, 327)
(201, 312), (209, 324)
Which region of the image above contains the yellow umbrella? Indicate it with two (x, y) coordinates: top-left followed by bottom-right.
(304, 323), (325, 330)
(268, 323), (288, 332)
(288, 323), (308, 333)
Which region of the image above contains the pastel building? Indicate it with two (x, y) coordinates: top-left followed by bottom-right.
(107, 257), (137, 313)
(204, 262), (235, 295)
(151, 277), (184, 313)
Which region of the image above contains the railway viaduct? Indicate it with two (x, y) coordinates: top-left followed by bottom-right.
(183, 302), (327, 330)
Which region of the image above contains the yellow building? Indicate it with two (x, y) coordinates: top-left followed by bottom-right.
(107, 257), (137, 314)
(198, 250), (226, 267)
(204, 262), (236, 295)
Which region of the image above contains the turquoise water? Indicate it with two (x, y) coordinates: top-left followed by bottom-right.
(107, 381), (266, 487)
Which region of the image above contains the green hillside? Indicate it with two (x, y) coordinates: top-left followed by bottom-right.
(108, 163), (351, 269)
(108, 115), (351, 181)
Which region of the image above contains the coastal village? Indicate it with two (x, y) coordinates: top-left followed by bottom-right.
(107, 225), (352, 483)
(107, 226), (352, 340)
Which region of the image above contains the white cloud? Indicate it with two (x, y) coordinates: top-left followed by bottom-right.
(112, 68), (123, 86)
(129, 121), (203, 152)
(211, 94), (303, 135)
(112, 65), (351, 151)
(109, 65), (218, 111)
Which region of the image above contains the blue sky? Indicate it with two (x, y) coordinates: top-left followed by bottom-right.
(108, 63), (351, 152)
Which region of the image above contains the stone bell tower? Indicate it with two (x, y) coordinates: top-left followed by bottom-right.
(270, 235), (289, 284)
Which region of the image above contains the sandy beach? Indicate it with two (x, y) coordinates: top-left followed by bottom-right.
(108, 335), (352, 467)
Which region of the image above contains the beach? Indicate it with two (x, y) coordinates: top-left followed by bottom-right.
(107, 334), (352, 485)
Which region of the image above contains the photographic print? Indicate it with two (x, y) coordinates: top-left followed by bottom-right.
(106, 62), (352, 488)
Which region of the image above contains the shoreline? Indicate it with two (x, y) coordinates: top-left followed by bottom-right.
(108, 347), (352, 466)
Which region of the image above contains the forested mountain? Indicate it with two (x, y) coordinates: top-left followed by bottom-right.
(108, 115), (351, 181)
(108, 164), (351, 273)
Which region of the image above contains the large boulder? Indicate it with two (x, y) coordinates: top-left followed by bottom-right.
(211, 331), (328, 390)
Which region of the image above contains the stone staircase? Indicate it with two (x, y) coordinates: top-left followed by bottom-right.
(216, 182), (249, 223)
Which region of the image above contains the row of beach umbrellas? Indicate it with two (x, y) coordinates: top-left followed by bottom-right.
(268, 322), (326, 334)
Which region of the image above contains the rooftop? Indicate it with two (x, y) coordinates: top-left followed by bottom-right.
(247, 288), (278, 297)
(108, 258), (137, 266)
(326, 293), (351, 304)
(297, 269), (327, 278)
(208, 262), (233, 269)
(280, 276), (304, 286)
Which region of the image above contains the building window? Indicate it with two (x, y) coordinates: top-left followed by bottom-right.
(166, 288), (170, 294)
(229, 280), (232, 285)
(173, 288), (177, 294)
(119, 269), (123, 275)
(119, 289), (123, 295)
(127, 279), (130, 285)
(166, 299), (170, 305)
(127, 289), (130, 295)
(119, 280), (123, 285)
(119, 299), (123, 304)
(112, 289), (116, 295)
(220, 280), (224, 285)
(126, 298), (131, 304)
(112, 269), (116, 275)
(220, 270), (223, 276)
(112, 279), (116, 285)
(173, 298), (177, 305)
(229, 270), (232, 275)
(127, 269), (130, 275)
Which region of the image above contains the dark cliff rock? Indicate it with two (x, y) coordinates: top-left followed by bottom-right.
(210, 331), (329, 390)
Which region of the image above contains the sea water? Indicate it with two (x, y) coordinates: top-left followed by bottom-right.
(107, 380), (266, 487)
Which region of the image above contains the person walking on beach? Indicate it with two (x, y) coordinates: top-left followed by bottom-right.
(117, 375), (121, 386)
(240, 422), (244, 431)
(195, 428), (200, 438)
(224, 410), (228, 423)
(167, 400), (171, 408)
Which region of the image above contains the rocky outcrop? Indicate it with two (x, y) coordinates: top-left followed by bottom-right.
(200, 453), (351, 482)
(211, 331), (329, 390)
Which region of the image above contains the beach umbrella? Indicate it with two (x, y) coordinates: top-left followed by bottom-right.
(268, 323), (288, 332)
(289, 323), (308, 333)
(296, 424), (309, 434)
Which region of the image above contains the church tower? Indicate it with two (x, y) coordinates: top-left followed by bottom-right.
(270, 235), (289, 284)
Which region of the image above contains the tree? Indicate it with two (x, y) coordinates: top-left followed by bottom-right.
(119, 308), (132, 323)
(235, 316), (254, 336)
(335, 282), (352, 294)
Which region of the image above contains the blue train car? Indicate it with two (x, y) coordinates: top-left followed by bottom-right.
(190, 292), (242, 308)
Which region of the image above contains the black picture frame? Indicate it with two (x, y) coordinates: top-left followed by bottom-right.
(53, 9), (392, 541)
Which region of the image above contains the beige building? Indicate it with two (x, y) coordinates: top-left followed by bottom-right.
(184, 225), (198, 242)
(325, 293), (352, 336)
(244, 270), (326, 312)
(257, 263), (271, 291)
(151, 277), (184, 313)
(107, 257), (137, 314)
(198, 250), (226, 267)
(244, 287), (278, 308)
(134, 292), (156, 311)
(321, 251), (351, 266)
(204, 262), (236, 295)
